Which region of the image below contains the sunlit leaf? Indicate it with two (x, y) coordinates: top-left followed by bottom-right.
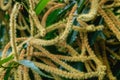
(0, 54), (14, 66)
(35, 0), (50, 15)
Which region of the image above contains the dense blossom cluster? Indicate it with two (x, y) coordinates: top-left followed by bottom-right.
(0, 0), (120, 80)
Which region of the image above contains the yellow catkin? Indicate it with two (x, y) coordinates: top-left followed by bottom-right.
(29, 10), (46, 37)
(99, 39), (116, 80)
(29, 0), (35, 9)
(99, 0), (107, 6)
(84, 62), (93, 72)
(20, 49), (26, 60)
(26, 45), (31, 59)
(46, 21), (65, 32)
(33, 45), (80, 73)
(14, 69), (19, 80)
(17, 12), (30, 33)
(0, 0), (12, 10)
(16, 25), (28, 30)
(17, 66), (23, 80)
(73, 25), (104, 32)
(34, 52), (93, 62)
(29, 0), (35, 36)
(29, 15), (34, 36)
(41, 3), (65, 26)
(79, 33), (86, 56)
(29, 5), (79, 46)
(84, 34), (106, 80)
(106, 9), (120, 30)
(0, 38), (27, 73)
(23, 67), (31, 80)
(84, 34), (103, 66)
(106, 47), (120, 60)
(2, 38), (27, 59)
(59, 4), (77, 41)
(29, 21), (65, 46)
(88, 60), (96, 71)
(34, 61), (103, 79)
(0, 71), (6, 80)
(98, 7), (120, 41)
(30, 36), (59, 46)
(57, 42), (79, 56)
(17, 37), (33, 52)
(40, 57), (56, 68)
(32, 71), (42, 80)
(2, 42), (11, 58)
(103, 0), (120, 8)
(79, 32), (106, 80)
(78, 0), (99, 22)
(40, 57), (62, 80)
(93, 43), (103, 61)
(29, 0), (46, 37)
(46, 21), (104, 34)
(9, 3), (20, 61)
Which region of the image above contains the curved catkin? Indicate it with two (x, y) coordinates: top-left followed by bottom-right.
(100, 40), (117, 80)
(29, 0), (36, 10)
(2, 42), (11, 58)
(102, 0), (120, 8)
(29, 0), (46, 37)
(98, 7), (120, 41)
(84, 34), (106, 79)
(84, 62), (92, 72)
(23, 67), (31, 80)
(54, 55), (93, 62)
(0, 0), (12, 10)
(46, 21), (103, 34)
(66, 44), (80, 56)
(29, 15), (34, 36)
(32, 71), (42, 80)
(1, 0), (118, 80)
(77, 0), (99, 22)
(56, 42), (79, 56)
(17, 66), (23, 80)
(99, 0), (107, 6)
(41, 3), (65, 26)
(40, 58), (62, 80)
(29, 10), (46, 37)
(14, 69), (19, 80)
(30, 4), (77, 46)
(46, 21), (66, 33)
(30, 36), (59, 46)
(34, 61), (102, 79)
(2, 38), (27, 58)
(0, 71), (6, 80)
(106, 9), (120, 31)
(34, 52), (93, 62)
(73, 25), (104, 32)
(33, 45), (80, 73)
(17, 13), (30, 33)
(59, 4), (77, 41)
(84, 34), (103, 66)
(9, 3), (20, 61)
(29, 22), (65, 46)
(106, 47), (120, 60)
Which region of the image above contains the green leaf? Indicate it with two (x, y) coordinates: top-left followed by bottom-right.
(0, 54), (14, 66)
(35, 0), (50, 15)
(46, 9), (62, 26)
(18, 60), (53, 78)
